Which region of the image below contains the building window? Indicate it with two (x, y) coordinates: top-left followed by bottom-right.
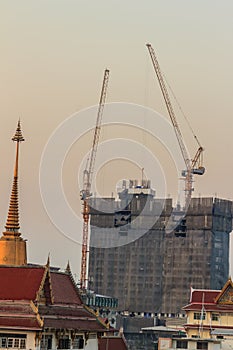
(14, 339), (20, 348)
(176, 340), (187, 348)
(211, 313), (219, 321)
(194, 312), (206, 320)
(8, 339), (14, 348)
(0, 334), (26, 349)
(58, 337), (70, 349)
(19, 339), (26, 349)
(0, 338), (7, 348)
(197, 341), (208, 349)
(40, 335), (52, 350)
(73, 336), (84, 349)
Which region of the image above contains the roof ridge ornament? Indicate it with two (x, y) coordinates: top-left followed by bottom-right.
(46, 253), (50, 267)
(66, 261), (71, 274)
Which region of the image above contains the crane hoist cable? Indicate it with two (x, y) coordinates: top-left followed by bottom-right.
(163, 73), (202, 149)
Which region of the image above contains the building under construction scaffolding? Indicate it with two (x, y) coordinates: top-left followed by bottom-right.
(88, 180), (233, 315)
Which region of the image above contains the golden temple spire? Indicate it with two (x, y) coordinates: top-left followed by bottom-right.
(4, 120), (25, 235)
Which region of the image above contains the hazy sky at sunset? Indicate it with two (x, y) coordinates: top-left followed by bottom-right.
(0, 1), (233, 279)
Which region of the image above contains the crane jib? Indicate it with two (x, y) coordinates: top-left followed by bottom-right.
(146, 43), (205, 208)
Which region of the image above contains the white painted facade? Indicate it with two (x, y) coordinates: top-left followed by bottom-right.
(0, 330), (100, 350)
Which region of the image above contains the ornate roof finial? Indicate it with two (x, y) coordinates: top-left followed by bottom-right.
(4, 120), (25, 235)
(46, 253), (50, 267)
(12, 120), (25, 142)
(66, 261), (71, 274)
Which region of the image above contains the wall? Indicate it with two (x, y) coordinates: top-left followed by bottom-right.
(89, 195), (233, 314)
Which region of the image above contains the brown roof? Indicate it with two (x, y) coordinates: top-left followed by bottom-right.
(0, 300), (36, 313)
(44, 317), (107, 331)
(0, 266), (45, 301)
(190, 289), (220, 303)
(50, 271), (82, 305)
(183, 280), (233, 312)
(98, 336), (128, 350)
(0, 300), (42, 330)
(39, 304), (107, 331)
(39, 305), (89, 317)
(0, 317), (42, 330)
(0, 265), (108, 333)
(0, 265), (82, 305)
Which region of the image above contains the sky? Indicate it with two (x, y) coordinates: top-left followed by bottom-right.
(0, 1), (233, 280)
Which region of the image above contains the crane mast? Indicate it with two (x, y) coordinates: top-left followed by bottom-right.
(146, 43), (204, 207)
(80, 69), (110, 289)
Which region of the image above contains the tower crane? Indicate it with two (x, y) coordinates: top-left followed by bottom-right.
(146, 43), (205, 208)
(80, 69), (110, 289)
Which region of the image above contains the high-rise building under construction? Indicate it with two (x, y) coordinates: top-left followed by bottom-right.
(88, 180), (232, 315)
